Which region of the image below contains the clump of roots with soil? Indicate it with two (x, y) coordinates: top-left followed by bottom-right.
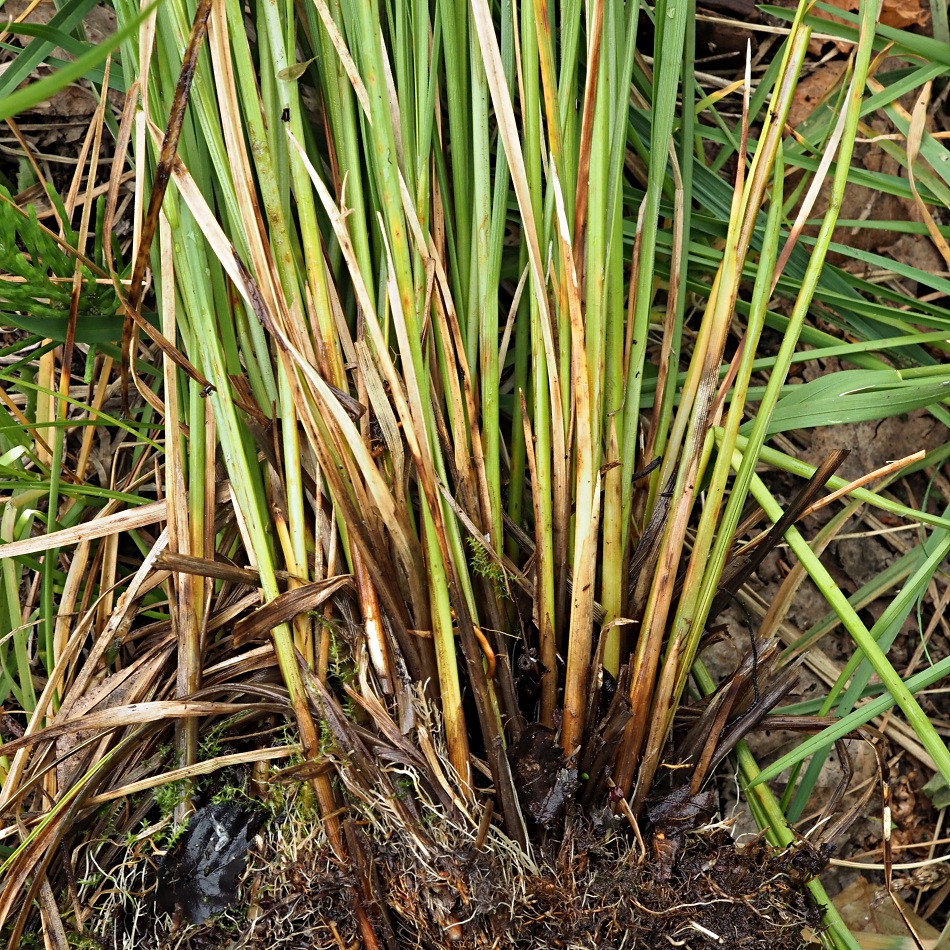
(75, 684), (832, 950)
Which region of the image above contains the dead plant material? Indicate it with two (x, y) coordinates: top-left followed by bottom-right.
(3, 652), (835, 950)
(86, 770), (828, 950)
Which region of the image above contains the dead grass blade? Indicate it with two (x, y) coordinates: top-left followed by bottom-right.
(0, 500), (167, 559)
(233, 576), (355, 646)
(0, 701), (280, 760)
(711, 449), (852, 619)
(84, 745), (296, 807)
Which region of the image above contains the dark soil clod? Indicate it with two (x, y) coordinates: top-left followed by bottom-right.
(156, 802), (264, 925)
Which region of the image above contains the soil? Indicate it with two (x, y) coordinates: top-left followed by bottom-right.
(88, 784), (828, 950)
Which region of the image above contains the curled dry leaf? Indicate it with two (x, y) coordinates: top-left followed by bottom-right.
(879, 0), (931, 28)
(811, 0), (929, 54)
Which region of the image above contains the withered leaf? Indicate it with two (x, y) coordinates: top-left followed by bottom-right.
(647, 785), (715, 834)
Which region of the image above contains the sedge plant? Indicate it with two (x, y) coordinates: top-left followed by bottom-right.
(0, 0), (950, 945)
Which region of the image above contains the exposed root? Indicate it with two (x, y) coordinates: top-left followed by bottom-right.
(76, 775), (825, 950)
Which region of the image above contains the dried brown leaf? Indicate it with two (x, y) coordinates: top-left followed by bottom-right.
(232, 576), (354, 646)
(789, 61), (848, 129)
(0, 701), (278, 759)
(812, 0), (928, 54)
